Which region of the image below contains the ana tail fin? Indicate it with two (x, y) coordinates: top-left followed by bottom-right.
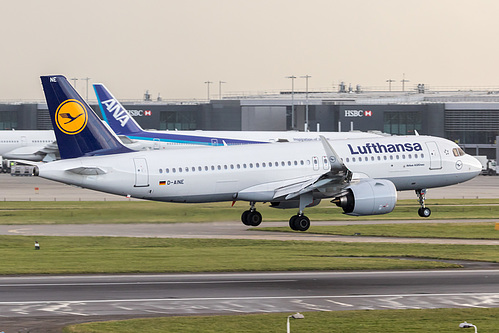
(40, 75), (133, 159)
(93, 83), (144, 136)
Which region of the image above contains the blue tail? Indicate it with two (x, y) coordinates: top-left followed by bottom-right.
(93, 83), (143, 136)
(40, 75), (133, 159)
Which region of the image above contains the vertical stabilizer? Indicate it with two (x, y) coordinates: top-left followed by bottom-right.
(40, 75), (133, 159)
(93, 83), (143, 135)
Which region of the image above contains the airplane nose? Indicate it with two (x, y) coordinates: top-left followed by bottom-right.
(467, 155), (483, 175)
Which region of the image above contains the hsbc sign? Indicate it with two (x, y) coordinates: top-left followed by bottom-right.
(344, 109), (373, 117)
(128, 109), (152, 117)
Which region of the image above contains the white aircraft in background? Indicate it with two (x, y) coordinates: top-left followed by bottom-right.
(93, 83), (384, 150)
(0, 130), (57, 161)
(35, 75), (482, 231)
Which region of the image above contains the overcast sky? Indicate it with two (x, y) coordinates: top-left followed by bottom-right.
(1, 0), (499, 101)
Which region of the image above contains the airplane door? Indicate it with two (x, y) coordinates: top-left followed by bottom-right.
(133, 158), (149, 187)
(153, 138), (160, 150)
(425, 141), (442, 170)
(21, 136), (27, 146)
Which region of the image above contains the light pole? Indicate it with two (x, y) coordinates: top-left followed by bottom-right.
(81, 77), (91, 101)
(204, 81), (213, 101)
(287, 312), (304, 333)
(300, 75), (311, 131)
(286, 75), (296, 129)
(70, 77), (78, 89)
(401, 73), (409, 92)
(460, 321), (477, 333)
(386, 79), (395, 92)
(218, 81), (226, 100)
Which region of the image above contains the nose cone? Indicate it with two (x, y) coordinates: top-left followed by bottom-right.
(466, 155), (483, 176)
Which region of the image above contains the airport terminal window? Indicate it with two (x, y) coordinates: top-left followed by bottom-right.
(384, 111), (422, 135)
(159, 111), (197, 130)
(0, 111), (17, 130)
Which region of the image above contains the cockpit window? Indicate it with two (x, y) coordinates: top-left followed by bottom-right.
(453, 148), (466, 157)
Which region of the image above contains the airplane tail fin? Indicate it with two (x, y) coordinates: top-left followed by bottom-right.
(93, 83), (144, 136)
(40, 75), (133, 159)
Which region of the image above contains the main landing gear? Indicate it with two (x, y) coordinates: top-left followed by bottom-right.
(241, 202), (262, 226)
(416, 189), (431, 217)
(288, 214), (310, 231)
(240, 194), (313, 232)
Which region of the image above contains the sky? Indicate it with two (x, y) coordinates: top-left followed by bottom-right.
(1, 0), (499, 101)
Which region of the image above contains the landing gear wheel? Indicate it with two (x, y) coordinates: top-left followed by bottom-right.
(289, 215), (310, 231)
(248, 211), (262, 226)
(418, 207), (431, 217)
(241, 210), (262, 226)
(241, 210), (251, 225)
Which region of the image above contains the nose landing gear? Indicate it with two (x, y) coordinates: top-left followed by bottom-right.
(416, 189), (431, 217)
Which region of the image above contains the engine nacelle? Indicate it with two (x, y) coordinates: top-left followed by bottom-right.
(332, 179), (397, 216)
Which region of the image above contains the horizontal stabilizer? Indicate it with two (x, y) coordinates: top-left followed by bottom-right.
(67, 166), (107, 175)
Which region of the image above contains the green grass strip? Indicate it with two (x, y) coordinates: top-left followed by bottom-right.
(6, 235), (499, 275)
(63, 308), (499, 332)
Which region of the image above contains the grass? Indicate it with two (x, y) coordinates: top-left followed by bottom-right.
(261, 222), (499, 239)
(63, 308), (499, 332)
(0, 199), (499, 224)
(6, 235), (499, 275)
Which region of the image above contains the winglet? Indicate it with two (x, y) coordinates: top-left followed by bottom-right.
(319, 135), (349, 173)
(40, 75), (133, 159)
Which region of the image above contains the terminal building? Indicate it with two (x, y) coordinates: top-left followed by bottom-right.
(1, 89), (498, 160)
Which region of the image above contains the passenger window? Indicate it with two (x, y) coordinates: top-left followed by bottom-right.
(237, 164), (241, 169)
(352, 157), (356, 162)
(243, 164), (247, 168)
(172, 168), (176, 173)
(198, 166), (202, 171)
(300, 160), (304, 165)
(179, 168), (183, 173)
(256, 163), (259, 168)
(159, 169), (163, 174)
(185, 167), (189, 172)
(346, 158), (350, 163)
(166, 168), (169, 173)
(224, 165), (228, 170)
(230, 164), (234, 169)
(211, 166), (215, 171)
(205, 166), (208, 171)
(217, 165), (221, 170)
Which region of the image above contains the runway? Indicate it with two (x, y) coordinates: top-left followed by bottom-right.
(2, 270), (499, 330)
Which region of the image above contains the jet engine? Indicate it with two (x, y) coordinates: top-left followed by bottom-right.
(332, 179), (397, 216)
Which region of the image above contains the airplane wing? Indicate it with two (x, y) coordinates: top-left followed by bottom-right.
(237, 136), (353, 202)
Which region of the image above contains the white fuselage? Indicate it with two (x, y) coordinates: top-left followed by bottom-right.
(0, 130), (56, 161)
(37, 135), (481, 203)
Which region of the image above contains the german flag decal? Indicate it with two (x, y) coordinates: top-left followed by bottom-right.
(159, 181), (166, 185)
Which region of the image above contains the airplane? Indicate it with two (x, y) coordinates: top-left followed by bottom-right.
(0, 130), (58, 161)
(93, 83), (384, 150)
(35, 75), (482, 231)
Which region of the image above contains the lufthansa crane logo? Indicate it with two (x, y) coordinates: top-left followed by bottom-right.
(55, 99), (88, 135)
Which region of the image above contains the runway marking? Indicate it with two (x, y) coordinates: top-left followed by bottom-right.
(7, 228), (32, 234)
(325, 299), (354, 307)
(1, 292), (498, 305)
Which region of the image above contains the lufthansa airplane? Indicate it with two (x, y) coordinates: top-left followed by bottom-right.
(93, 83), (383, 150)
(35, 75), (481, 231)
